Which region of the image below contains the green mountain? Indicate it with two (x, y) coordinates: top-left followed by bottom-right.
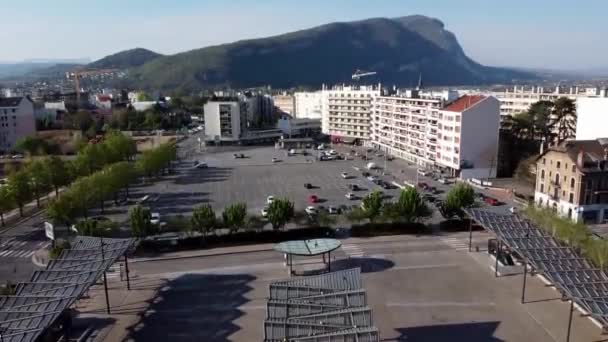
(125, 15), (536, 90)
(88, 48), (163, 69)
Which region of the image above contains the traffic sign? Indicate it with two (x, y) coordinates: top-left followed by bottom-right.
(44, 222), (55, 240)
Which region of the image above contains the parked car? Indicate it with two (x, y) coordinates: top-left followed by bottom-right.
(305, 206), (318, 215)
(308, 194), (319, 204)
(345, 192), (357, 200)
(233, 153), (245, 159)
(484, 197), (499, 206)
(272, 157), (280, 163)
(304, 183), (313, 189)
(380, 182), (392, 189)
(418, 170), (431, 177)
(367, 175), (378, 182)
(341, 172), (350, 179)
(328, 206), (339, 215)
(150, 212), (161, 225)
(362, 172), (370, 177)
(267, 196), (275, 205)
(288, 149), (296, 156)
(196, 162), (208, 169)
(509, 206), (518, 214)
(438, 178), (451, 184)
(261, 207), (269, 218)
(349, 184), (360, 191)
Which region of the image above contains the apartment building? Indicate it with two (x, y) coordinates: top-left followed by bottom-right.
(294, 91), (322, 119)
(0, 97), (36, 151)
(321, 84), (381, 143)
(203, 100), (246, 142)
(272, 94), (295, 115)
(534, 138), (608, 224)
(576, 97), (608, 140)
(489, 86), (606, 117)
(372, 94), (500, 178)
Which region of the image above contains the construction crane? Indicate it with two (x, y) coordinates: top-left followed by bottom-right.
(352, 69), (377, 81)
(66, 68), (118, 104)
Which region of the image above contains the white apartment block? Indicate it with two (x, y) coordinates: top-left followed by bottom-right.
(203, 101), (246, 142)
(272, 94), (295, 115)
(372, 94), (500, 178)
(488, 86), (606, 118)
(0, 97), (36, 151)
(294, 92), (323, 119)
(321, 85), (381, 143)
(576, 97), (608, 141)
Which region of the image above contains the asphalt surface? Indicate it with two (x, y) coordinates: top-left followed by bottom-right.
(125, 232), (604, 341)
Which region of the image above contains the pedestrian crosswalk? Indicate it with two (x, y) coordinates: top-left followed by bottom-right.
(0, 237), (49, 259)
(342, 243), (365, 258)
(439, 236), (471, 251)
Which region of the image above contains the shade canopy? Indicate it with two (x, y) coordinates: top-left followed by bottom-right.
(274, 239), (341, 256)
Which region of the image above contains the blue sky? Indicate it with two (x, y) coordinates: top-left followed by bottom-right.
(1, 0), (605, 69)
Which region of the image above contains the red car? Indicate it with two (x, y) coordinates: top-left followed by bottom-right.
(484, 197), (499, 206)
(308, 194), (319, 204)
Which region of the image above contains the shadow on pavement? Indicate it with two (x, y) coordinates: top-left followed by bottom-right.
(126, 273), (255, 342)
(175, 167), (233, 185)
(331, 257), (395, 273)
(392, 321), (503, 342)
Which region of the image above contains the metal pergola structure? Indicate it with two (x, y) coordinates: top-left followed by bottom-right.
(0, 236), (135, 342)
(264, 268), (379, 342)
(466, 208), (608, 342)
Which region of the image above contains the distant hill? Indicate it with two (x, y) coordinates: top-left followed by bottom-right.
(88, 48), (163, 69)
(125, 15), (537, 91)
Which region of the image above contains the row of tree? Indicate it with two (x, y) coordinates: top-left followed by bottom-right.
(125, 185), (480, 240)
(46, 143), (177, 226)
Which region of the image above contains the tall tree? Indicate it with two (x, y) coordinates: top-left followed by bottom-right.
(439, 183), (476, 220)
(222, 203), (247, 234)
(384, 187), (431, 224)
(0, 186), (14, 226)
(551, 97), (577, 144)
(26, 160), (50, 208)
(7, 170), (32, 217)
(43, 156), (70, 197)
(129, 205), (154, 238)
(266, 199), (294, 230)
(361, 191), (384, 222)
(191, 205), (217, 236)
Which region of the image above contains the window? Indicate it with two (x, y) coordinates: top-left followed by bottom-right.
(557, 161), (561, 169)
(572, 165), (576, 172)
(570, 178), (575, 188)
(541, 169), (545, 179)
(569, 193), (574, 203)
(543, 158), (546, 165)
(540, 184), (545, 192)
(565, 163), (568, 170)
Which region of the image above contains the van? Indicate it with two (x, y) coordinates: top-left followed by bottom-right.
(366, 162), (378, 170)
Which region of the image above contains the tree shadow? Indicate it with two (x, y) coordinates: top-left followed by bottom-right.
(391, 321), (503, 342)
(331, 257), (395, 273)
(174, 167), (233, 185)
(126, 273), (255, 342)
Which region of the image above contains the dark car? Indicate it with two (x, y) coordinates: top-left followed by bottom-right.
(304, 183), (313, 189)
(381, 182), (392, 189)
(349, 184), (360, 191)
(373, 179), (383, 185)
(484, 197), (499, 206)
(362, 172), (370, 177)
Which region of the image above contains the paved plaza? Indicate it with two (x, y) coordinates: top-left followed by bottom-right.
(79, 232), (605, 342)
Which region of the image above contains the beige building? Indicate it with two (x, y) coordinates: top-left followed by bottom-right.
(272, 94), (295, 115)
(0, 97), (36, 151)
(534, 138), (608, 224)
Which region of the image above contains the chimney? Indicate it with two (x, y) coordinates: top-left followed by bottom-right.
(539, 142), (545, 155)
(577, 148), (584, 168)
(555, 86), (560, 94)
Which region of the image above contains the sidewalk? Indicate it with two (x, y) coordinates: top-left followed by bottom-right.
(130, 243), (276, 263)
(0, 189), (61, 234)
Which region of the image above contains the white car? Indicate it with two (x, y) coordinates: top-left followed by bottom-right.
(509, 207), (518, 214)
(261, 207), (269, 218)
(305, 206), (318, 215)
(341, 172), (349, 179)
(345, 192), (357, 200)
(438, 178), (451, 184)
(266, 196), (275, 205)
(367, 175), (378, 182)
(329, 150), (337, 155)
(328, 206), (339, 215)
(272, 157), (280, 163)
(150, 212), (161, 225)
(196, 162), (208, 169)
(317, 144), (325, 150)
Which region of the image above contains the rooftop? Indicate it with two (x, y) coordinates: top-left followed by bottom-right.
(443, 95), (486, 112)
(0, 97), (24, 108)
(547, 138), (608, 172)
